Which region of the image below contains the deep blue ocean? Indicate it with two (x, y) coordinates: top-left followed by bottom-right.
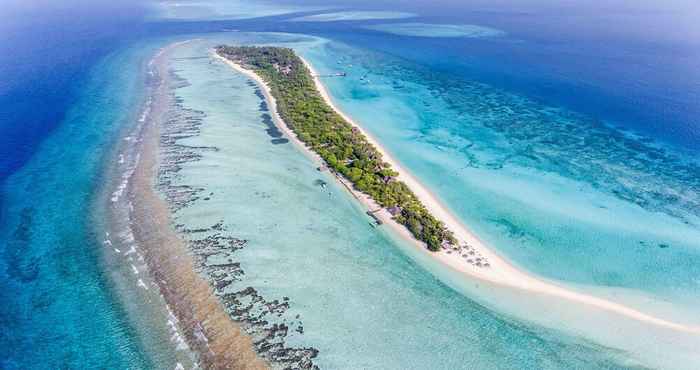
(0, 2), (153, 368)
(1, 0), (698, 368)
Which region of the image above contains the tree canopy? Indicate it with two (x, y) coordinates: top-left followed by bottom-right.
(216, 45), (455, 251)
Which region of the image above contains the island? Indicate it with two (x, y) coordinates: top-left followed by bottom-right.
(216, 45), (456, 252)
(213, 44), (700, 340)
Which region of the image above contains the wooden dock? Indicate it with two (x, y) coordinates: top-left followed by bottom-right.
(366, 209), (383, 225)
(312, 72), (346, 78)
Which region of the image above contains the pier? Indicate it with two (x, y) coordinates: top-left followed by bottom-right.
(366, 209), (383, 225)
(312, 72), (346, 78)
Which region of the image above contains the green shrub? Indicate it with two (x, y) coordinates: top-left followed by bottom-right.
(216, 45), (455, 252)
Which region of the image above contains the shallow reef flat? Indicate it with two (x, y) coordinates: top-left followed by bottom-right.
(131, 35), (699, 369)
(149, 0), (326, 21)
(363, 23), (506, 38)
(298, 38), (700, 325)
(290, 11), (416, 22)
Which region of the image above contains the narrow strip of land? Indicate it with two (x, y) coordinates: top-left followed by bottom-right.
(214, 46), (700, 335)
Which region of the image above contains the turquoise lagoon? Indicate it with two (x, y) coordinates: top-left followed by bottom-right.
(363, 23), (506, 38)
(158, 34), (699, 369)
(150, 0), (326, 21)
(3, 1), (698, 368)
(1, 27), (695, 368)
(290, 11), (416, 22)
(296, 37), (700, 324)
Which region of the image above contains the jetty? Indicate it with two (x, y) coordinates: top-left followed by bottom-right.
(366, 209), (383, 225)
(312, 72), (346, 78)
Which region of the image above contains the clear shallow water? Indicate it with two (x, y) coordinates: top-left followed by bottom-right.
(363, 23), (506, 38)
(289, 11), (416, 22)
(295, 36), (700, 323)
(149, 0), (326, 21)
(2, 0), (699, 368)
(170, 5), (700, 324)
(161, 37), (651, 369)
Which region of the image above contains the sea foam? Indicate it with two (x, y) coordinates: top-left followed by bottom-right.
(290, 11), (415, 22)
(364, 23), (506, 38)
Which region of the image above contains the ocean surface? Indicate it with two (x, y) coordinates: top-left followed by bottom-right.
(1, 0), (698, 368)
(297, 34), (700, 322)
(0, 35), (157, 369)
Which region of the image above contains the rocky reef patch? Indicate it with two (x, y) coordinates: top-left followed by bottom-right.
(157, 66), (319, 369)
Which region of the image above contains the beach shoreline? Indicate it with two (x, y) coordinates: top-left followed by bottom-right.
(214, 50), (700, 336)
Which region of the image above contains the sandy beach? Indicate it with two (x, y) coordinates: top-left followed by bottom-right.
(214, 51), (700, 336)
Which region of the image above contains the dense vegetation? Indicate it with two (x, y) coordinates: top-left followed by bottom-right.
(216, 45), (455, 251)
